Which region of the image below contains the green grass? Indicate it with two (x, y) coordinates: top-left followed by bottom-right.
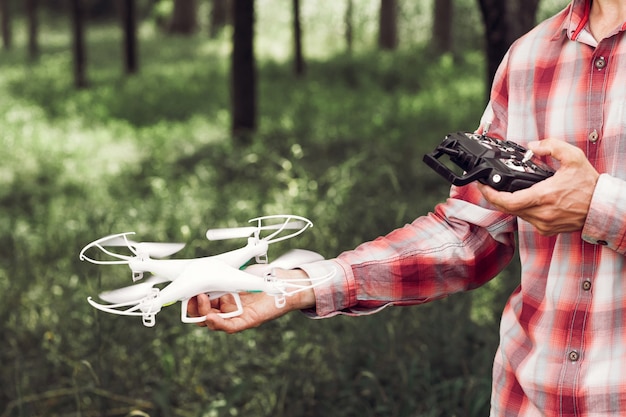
(0, 9), (520, 417)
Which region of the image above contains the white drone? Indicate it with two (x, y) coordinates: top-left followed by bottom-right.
(80, 215), (332, 327)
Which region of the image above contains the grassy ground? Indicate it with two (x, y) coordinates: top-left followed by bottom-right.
(0, 7), (520, 417)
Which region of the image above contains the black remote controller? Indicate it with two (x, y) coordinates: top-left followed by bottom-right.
(423, 131), (555, 192)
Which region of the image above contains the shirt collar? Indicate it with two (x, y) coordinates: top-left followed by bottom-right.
(556, 0), (590, 41)
(557, 0), (626, 42)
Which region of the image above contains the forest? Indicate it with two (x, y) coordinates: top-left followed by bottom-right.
(1, 0), (569, 416)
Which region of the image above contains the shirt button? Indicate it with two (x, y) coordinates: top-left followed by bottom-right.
(568, 350), (580, 362)
(595, 56), (606, 69)
(588, 129), (599, 143)
(582, 280), (592, 291)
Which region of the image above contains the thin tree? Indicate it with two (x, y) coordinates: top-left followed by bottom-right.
(378, 0), (398, 50)
(1, 0), (11, 50)
(432, 0), (453, 54)
(231, 0), (256, 140)
(70, 0), (87, 88)
(345, 0), (353, 54)
(121, 0), (138, 74)
(25, 0), (38, 58)
(292, 0), (305, 76)
(210, 0), (230, 38)
(169, 0), (197, 35)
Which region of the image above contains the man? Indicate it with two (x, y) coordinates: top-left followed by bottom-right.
(189, 0), (626, 414)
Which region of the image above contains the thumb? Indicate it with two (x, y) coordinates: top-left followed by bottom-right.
(527, 138), (556, 156)
(528, 138), (580, 165)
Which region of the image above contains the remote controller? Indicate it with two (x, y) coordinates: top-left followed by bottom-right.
(423, 131), (555, 192)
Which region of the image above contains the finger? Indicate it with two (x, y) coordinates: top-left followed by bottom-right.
(204, 313), (228, 332)
(187, 296), (199, 317)
(196, 293), (213, 315)
(218, 293), (242, 314)
(477, 182), (538, 213)
(210, 297), (221, 309)
(528, 138), (583, 164)
(187, 296), (209, 328)
(204, 313), (251, 334)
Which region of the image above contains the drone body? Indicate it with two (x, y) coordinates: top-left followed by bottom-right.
(80, 215), (331, 327)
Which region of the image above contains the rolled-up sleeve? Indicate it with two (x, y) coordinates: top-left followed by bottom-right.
(300, 183), (517, 318)
(582, 173), (626, 253)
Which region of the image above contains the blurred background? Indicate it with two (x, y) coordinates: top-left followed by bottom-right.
(1, 0), (569, 416)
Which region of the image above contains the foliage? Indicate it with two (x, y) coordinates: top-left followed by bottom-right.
(0, 4), (522, 417)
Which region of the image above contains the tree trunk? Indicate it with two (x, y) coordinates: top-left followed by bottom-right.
(292, 0), (304, 76)
(25, 0), (38, 58)
(432, 0), (453, 54)
(344, 0), (353, 54)
(1, 0), (11, 50)
(121, 0), (138, 74)
(70, 0), (88, 88)
(231, 0), (256, 140)
(169, 0), (197, 35)
(509, 0), (541, 40)
(378, 0), (398, 50)
(477, 0), (540, 90)
(209, 0), (229, 38)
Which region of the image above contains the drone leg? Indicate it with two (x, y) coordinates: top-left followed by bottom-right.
(274, 295), (286, 308)
(142, 314), (156, 327)
(180, 298), (207, 324)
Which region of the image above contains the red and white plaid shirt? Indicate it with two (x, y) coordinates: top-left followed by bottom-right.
(301, 1), (626, 415)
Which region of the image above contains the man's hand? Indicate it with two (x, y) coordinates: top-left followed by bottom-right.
(477, 138), (600, 236)
(187, 268), (315, 333)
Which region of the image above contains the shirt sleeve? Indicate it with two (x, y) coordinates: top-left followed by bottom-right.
(297, 49), (518, 319)
(300, 183), (518, 318)
(582, 173), (626, 253)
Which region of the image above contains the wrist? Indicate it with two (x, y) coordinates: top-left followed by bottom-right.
(272, 268), (316, 310)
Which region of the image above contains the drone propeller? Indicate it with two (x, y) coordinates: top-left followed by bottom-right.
(270, 249), (324, 268)
(206, 225), (296, 240)
(206, 215), (313, 242)
(79, 232), (186, 265)
(244, 249), (324, 276)
(100, 235), (186, 258)
(98, 275), (171, 304)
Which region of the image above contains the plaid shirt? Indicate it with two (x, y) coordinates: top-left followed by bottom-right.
(301, 1), (626, 415)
